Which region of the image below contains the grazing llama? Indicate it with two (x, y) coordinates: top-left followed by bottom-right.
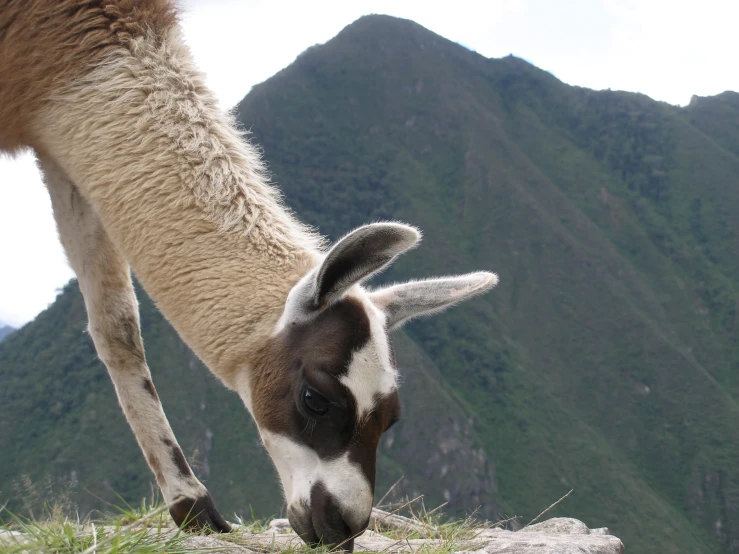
(0, 1), (498, 550)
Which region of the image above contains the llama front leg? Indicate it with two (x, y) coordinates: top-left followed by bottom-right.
(38, 154), (231, 532)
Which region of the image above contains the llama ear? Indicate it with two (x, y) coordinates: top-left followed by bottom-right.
(369, 272), (499, 329)
(313, 223), (420, 308)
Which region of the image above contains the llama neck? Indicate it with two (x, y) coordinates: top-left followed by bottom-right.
(33, 29), (321, 386)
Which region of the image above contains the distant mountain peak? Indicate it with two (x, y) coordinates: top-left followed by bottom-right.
(341, 13), (424, 34)
(0, 325), (15, 343)
(689, 90), (739, 107)
(326, 13), (560, 90)
(332, 12), (475, 58)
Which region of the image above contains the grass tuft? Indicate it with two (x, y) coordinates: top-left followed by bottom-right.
(0, 500), (193, 554)
(0, 486), (512, 554)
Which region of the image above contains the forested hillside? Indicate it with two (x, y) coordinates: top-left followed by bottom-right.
(1, 14), (738, 554)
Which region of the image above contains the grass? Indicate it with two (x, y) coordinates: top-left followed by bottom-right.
(0, 490), (499, 554)
(360, 494), (502, 554)
(0, 485), (240, 554)
(0, 504), (190, 554)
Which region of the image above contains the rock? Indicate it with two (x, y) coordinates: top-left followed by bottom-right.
(521, 517), (593, 534)
(249, 514), (624, 553)
(0, 530), (25, 541)
(470, 527), (624, 554)
(368, 508), (435, 537)
(268, 518), (292, 532)
(181, 534), (262, 552)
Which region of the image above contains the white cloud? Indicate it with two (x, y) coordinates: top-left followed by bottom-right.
(1, 0), (737, 326)
(0, 154), (74, 327)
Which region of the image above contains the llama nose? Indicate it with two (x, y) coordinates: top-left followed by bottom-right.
(287, 504), (319, 547)
(309, 484), (369, 552)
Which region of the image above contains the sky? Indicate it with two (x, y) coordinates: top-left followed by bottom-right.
(1, 0), (737, 327)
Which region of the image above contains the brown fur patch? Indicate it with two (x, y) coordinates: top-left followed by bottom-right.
(310, 483), (354, 548)
(0, 0), (178, 151)
(250, 297), (371, 437)
(118, 313), (146, 362)
(348, 391), (401, 489)
(142, 377), (159, 401)
(162, 437), (193, 477)
(145, 452), (164, 484)
(250, 296), (400, 489)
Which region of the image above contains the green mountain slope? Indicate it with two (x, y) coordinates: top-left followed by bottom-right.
(1, 13), (738, 554)
(234, 15), (739, 553)
(683, 91), (739, 158)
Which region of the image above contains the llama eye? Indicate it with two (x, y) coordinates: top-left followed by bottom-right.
(303, 388), (330, 416)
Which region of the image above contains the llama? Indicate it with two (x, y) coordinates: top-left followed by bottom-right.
(0, 1), (498, 550)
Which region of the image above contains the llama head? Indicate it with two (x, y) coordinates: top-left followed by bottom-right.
(248, 223), (498, 551)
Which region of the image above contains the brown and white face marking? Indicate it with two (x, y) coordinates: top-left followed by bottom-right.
(245, 223), (498, 551)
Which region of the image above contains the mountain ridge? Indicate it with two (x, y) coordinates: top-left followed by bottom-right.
(0, 14), (738, 554)
(0, 324), (14, 342)
(237, 14), (739, 552)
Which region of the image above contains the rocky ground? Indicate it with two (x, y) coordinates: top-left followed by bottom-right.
(0, 508), (624, 553)
(180, 510), (624, 554)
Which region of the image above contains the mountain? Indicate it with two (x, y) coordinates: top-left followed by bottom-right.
(235, 15), (739, 553)
(0, 14), (738, 554)
(0, 325), (14, 342)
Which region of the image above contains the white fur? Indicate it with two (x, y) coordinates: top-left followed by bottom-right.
(370, 272), (499, 329)
(340, 292), (397, 416)
(273, 268), (321, 335)
(39, 153), (207, 507)
(260, 430), (373, 530)
(273, 280), (398, 417)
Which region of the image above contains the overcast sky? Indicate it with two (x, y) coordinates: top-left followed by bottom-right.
(1, 0), (737, 327)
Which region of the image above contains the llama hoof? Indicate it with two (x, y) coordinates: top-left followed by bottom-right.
(169, 492), (233, 533)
